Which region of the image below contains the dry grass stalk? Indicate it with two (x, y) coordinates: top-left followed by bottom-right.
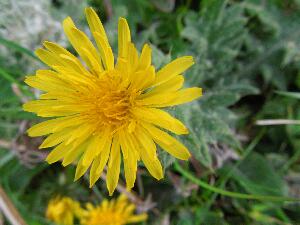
(0, 185), (27, 225)
(256, 119), (300, 126)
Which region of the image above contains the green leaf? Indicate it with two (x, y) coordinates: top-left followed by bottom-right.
(200, 0), (226, 24)
(158, 149), (175, 170)
(195, 208), (225, 225)
(230, 152), (288, 196)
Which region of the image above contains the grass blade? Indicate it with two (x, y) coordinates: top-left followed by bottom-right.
(0, 36), (39, 61)
(276, 91), (300, 99)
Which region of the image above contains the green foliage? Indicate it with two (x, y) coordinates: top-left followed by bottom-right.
(230, 152), (288, 196)
(179, 0), (258, 168)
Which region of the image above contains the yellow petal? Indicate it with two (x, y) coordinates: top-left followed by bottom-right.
(62, 17), (103, 72)
(27, 115), (81, 137)
(123, 153), (137, 190)
(80, 46), (103, 75)
(32, 75), (65, 90)
(89, 137), (113, 186)
(106, 136), (121, 196)
(23, 100), (83, 117)
(116, 57), (130, 84)
(130, 66), (155, 90)
(118, 130), (129, 159)
(39, 126), (76, 149)
(141, 152), (163, 180)
(62, 140), (89, 166)
(119, 132), (137, 189)
(27, 118), (60, 137)
(124, 205), (135, 216)
(127, 214), (148, 223)
(74, 157), (90, 181)
(153, 56), (194, 85)
(134, 126), (163, 180)
(139, 122), (170, 145)
(155, 87), (202, 107)
(35, 52), (86, 80)
(118, 17), (131, 59)
(134, 125), (156, 159)
(24, 75), (75, 95)
(97, 137), (113, 171)
(136, 92), (177, 106)
(35, 48), (64, 68)
(85, 7), (108, 42)
(144, 75), (184, 97)
(85, 8), (114, 70)
(132, 107), (188, 135)
(36, 69), (61, 78)
(138, 44), (151, 70)
(35, 69), (74, 86)
(43, 41), (88, 74)
(142, 123), (191, 160)
(58, 54), (90, 75)
(46, 142), (70, 164)
(43, 41), (74, 58)
(23, 100), (62, 112)
(64, 124), (94, 145)
(82, 130), (109, 166)
(93, 32), (114, 70)
(89, 155), (101, 186)
(81, 134), (101, 166)
(52, 66), (95, 87)
(40, 92), (81, 102)
(123, 43), (139, 75)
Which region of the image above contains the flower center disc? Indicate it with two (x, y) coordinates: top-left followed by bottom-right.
(82, 70), (137, 131)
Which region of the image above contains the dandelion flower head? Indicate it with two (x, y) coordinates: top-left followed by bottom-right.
(23, 7), (202, 195)
(80, 194), (147, 225)
(46, 196), (82, 225)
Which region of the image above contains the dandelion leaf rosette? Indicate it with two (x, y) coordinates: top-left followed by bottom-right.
(23, 7), (202, 195)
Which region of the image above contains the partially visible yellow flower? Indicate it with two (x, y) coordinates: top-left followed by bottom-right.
(80, 194), (147, 225)
(46, 196), (82, 225)
(23, 7), (202, 195)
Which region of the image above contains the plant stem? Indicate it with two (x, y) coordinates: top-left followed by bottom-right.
(173, 160), (299, 202)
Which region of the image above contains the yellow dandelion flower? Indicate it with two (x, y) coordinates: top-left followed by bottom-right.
(23, 7), (202, 195)
(46, 196), (82, 225)
(80, 194), (147, 225)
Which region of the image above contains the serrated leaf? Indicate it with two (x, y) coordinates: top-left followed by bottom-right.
(230, 152), (288, 196)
